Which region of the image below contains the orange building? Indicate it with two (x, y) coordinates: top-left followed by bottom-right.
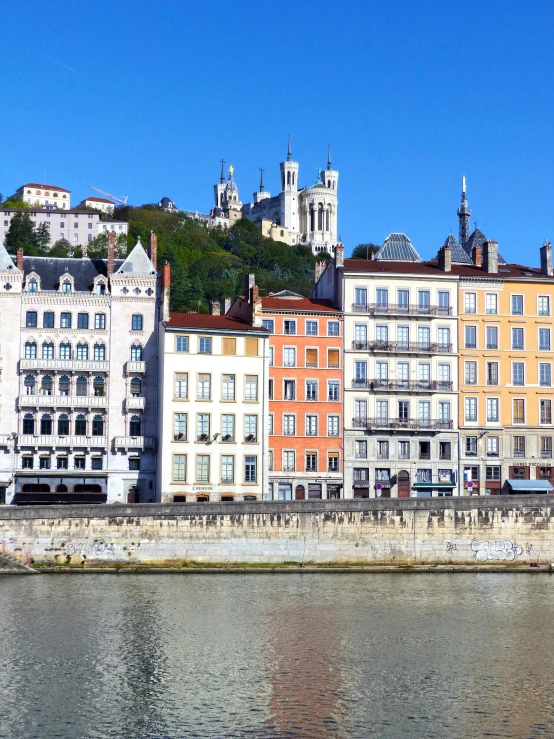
(261, 292), (343, 500)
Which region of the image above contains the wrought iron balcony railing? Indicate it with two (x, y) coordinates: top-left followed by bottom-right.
(352, 417), (453, 430)
(351, 303), (452, 316)
(351, 379), (453, 391)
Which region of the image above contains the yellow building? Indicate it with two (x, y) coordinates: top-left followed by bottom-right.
(459, 239), (554, 494)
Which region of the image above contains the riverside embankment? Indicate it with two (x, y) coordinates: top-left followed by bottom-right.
(2, 496), (554, 569)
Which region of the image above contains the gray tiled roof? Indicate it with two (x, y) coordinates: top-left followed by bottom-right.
(115, 239), (157, 276)
(441, 234), (472, 264)
(22, 256), (124, 291)
(463, 228), (506, 264)
(375, 233), (422, 262)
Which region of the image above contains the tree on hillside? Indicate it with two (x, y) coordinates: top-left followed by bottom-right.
(351, 243), (380, 259)
(85, 232), (128, 258)
(4, 211), (45, 255)
(35, 222), (50, 251)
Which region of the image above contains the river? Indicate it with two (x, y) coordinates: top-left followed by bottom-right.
(0, 573), (553, 738)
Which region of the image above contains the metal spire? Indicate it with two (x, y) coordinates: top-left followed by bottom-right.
(259, 167), (265, 192)
(457, 175), (471, 248)
(287, 134), (291, 162)
(327, 143), (332, 171)
(220, 158), (225, 184)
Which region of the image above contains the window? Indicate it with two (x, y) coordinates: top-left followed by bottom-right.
(306, 321), (318, 336)
(130, 415), (141, 436)
(512, 362), (524, 386)
(28, 278), (38, 293)
(199, 337), (212, 354)
(245, 415), (257, 442)
(398, 364), (410, 386)
(283, 415), (295, 435)
(377, 399), (390, 420)
(222, 337), (236, 355)
(354, 324), (368, 349)
(222, 414), (235, 442)
(74, 457), (86, 470)
(40, 375), (53, 396)
(174, 373), (188, 399)
(58, 414), (69, 435)
(355, 361), (367, 381)
(262, 319), (274, 333)
(95, 313), (106, 330)
(485, 294), (498, 314)
(306, 381), (317, 401)
(540, 399), (552, 424)
(465, 293), (476, 313)
(377, 325), (389, 344)
(487, 436), (499, 456)
(376, 288), (388, 308)
(438, 327), (450, 349)
(283, 451), (295, 471)
(306, 348), (318, 367)
(418, 290), (430, 311)
(221, 455), (234, 483)
(465, 397), (477, 422)
(43, 312), (54, 328)
(77, 313), (89, 329)
(25, 342), (37, 359)
(539, 328), (551, 351)
(538, 296), (550, 317)
(513, 399), (525, 424)
(465, 326), (477, 348)
(40, 456), (51, 470)
(512, 295), (523, 315)
(176, 336), (189, 353)
(541, 437), (553, 458)
(245, 339), (258, 357)
(354, 287), (367, 306)
(486, 326), (498, 350)
(75, 376), (87, 396)
(540, 363), (552, 387)
(221, 374), (235, 401)
(42, 342), (54, 360)
(328, 349), (340, 368)
(22, 414), (35, 434)
(22, 457), (34, 469)
(465, 361), (477, 385)
(328, 381), (339, 401)
(174, 413), (187, 440)
(486, 398), (499, 422)
(514, 436), (525, 456)
(328, 452), (339, 472)
(284, 320), (296, 335)
(439, 441), (451, 460)
(197, 373), (211, 400)
(418, 401), (430, 423)
(244, 456), (257, 483)
(132, 315), (143, 331)
(173, 454), (187, 481)
(269, 347), (274, 367)
(306, 415), (317, 436)
(131, 345), (143, 361)
(328, 415), (339, 436)
(486, 362), (499, 386)
(40, 414), (53, 435)
(486, 466), (501, 481)
(268, 379), (273, 400)
(355, 439), (368, 458)
(61, 280), (72, 294)
(24, 374), (36, 395)
(130, 377), (142, 397)
(305, 452), (318, 472)
(438, 291), (450, 313)
(197, 414), (210, 441)
(512, 328), (524, 350)
(94, 344), (105, 361)
(283, 380), (295, 400)
(377, 440), (389, 459)
(92, 415), (104, 436)
(268, 414), (274, 435)
(26, 311), (37, 328)
(245, 375), (258, 401)
(438, 401), (451, 422)
(328, 321), (340, 336)
(76, 343), (88, 360)
(354, 468), (369, 482)
(129, 457), (141, 470)
(59, 343), (71, 360)
(283, 347), (296, 367)
(465, 436), (477, 456)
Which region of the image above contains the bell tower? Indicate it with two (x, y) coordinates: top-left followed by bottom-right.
(279, 135), (299, 240)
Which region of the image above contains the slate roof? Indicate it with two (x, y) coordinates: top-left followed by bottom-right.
(375, 233), (422, 262)
(21, 256), (124, 291)
(439, 234), (472, 264)
(261, 296), (340, 313)
(463, 228), (507, 264)
(166, 313), (268, 332)
(343, 258), (554, 280)
(84, 196), (113, 204)
(114, 239), (157, 276)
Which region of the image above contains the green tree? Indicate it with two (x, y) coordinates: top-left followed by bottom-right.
(351, 243), (380, 259)
(4, 211), (41, 253)
(35, 222), (50, 251)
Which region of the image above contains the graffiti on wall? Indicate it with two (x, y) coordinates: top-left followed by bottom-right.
(471, 540), (523, 562)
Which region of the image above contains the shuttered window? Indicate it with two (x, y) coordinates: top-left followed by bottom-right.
(244, 338), (258, 356)
(306, 349), (318, 367)
(222, 337), (236, 355)
(328, 349), (340, 368)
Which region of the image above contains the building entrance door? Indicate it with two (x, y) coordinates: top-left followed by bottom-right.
(397, 471), (410, 498)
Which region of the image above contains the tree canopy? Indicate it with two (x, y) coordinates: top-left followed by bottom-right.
(351, 243), (380, 259)
(4, 211), (50, 255)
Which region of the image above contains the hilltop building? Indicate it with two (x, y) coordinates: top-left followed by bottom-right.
(16, 183), (70, 209)
(78, 196), (115, 215)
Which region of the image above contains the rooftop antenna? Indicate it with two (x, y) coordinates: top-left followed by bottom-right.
(327, 143), (332, 170)
(259, 167), (265, 192)
(287, 134), (291, 162)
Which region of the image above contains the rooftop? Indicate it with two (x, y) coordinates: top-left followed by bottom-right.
(343, 258), (554, 280)
(20, 256), (124, 290)
(166, 313), (269, 332)
(375, 233), (423, 262)
(261, 296), (340, 312)
(83, 197), (114, 204)
(19, 183), (70, 192)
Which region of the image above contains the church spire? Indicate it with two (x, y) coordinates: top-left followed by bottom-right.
(220, 158), (225, 184)
(327, 143), (332, 171)
(259, 167), (265, 192)
(287, 134), (291, 162)
(457, 175), (471, 247)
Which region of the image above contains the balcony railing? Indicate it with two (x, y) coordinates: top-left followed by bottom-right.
(351, 379), (453, 392)
(19, 434), (108, 448)
(126, 361), (146, 374)
(19, 395), (108, 409)
(114, 436), (155, 450)
(418, 453), (431, 460)
(125, 396), (146, 411)
(351, 303), (452, 317)
(352, 417), (453, 430)
(352, 341), (453, 354)
(20, 359), (109, 372)
(541, 450), (553, 458)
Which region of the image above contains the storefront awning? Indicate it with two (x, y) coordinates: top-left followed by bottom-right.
(412, 482), (456, 490)
(507, 480), (554, 493)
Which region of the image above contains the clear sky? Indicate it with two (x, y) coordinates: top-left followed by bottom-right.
(2, 0), (553, 263)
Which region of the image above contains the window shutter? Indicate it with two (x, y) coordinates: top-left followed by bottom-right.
(306, 349), (318, 367)
(222, 337), (236, 355)
(245, 338), (258, 356)
(328, 349), (340, 368)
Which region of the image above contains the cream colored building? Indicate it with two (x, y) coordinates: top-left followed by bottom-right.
(16, 182), (70, 209)
(79, 197), (115, 215)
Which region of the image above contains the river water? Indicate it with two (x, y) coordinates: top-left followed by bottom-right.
(0, 573), (553, 739)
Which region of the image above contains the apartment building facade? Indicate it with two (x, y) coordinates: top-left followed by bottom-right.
(261, 292), (343, 500)
(16, 182), (71, 209)
(0, 209), (128, 248)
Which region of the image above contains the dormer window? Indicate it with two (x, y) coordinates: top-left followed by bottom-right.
(28, 279), (37, 293)
(62, 280), (71, 294)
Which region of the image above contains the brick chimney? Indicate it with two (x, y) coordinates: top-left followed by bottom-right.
(107, 231), (115, 277)
(472, 245), (482, 268)
(483, 240), (499, 274)
(16, 247), (24, 271)
(224, 297), (231, 314)
(148, 230), (158, 271)
(162, 262), (171, 321)
(335, 244), (344, 267)
(438, 246), (452, 272)
(314, 261), (326, 282)
(250, 284), (262, 327)
(210, 300), (221, 316)
(540, 239), (553, 276)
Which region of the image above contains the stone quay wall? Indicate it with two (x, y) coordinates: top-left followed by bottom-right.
(1, 497), (554, 566)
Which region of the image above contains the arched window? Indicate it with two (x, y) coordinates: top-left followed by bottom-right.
(96, 281), (106, 295)
(75, 376), (88, 396)
(326, 209), (329, 232)
(93, 343), (105, 361)
(130, 415), (141, 436)
(28, 278), (38, 293)
(58, 414), (69, 435)
(292, 172), (295, 186)
(332, 181), (335, 190)
(93, 376), (105, 396)
(310, 206), (315, 232)
(42, 342), (54, 360)
(25, 342), (37, 359)
(24, 374), (36, 395)
(56, 484), (68, 493)
(287, 171), (291, 186)
(317, 203), (324, 230)
(40, 375), (53, 396)
(92, 414), (104, 436)
(59, 343), (71, 360)
(59, 375), (70, 396)
(130, 377), (142, 397)
(62, 280), (72, 293)
(75, 414), (86, 436)
(40, 414), (52, 435)
(76, 343), (88, 360)
(22, 413), (35, 434)
(131, 345), (143, 362)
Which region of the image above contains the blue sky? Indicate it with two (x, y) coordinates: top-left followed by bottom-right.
(2, 0), (553, 263)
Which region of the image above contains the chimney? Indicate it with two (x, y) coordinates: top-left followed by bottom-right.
(16, 247), (24, 271)
(483, 240), (499, 274)
(250, 284), (262, 327)
(472, 245), (482, 268)
(148, 231), (158, 271)
(438, 246), (452, 272)
(210, 300), (221, 316)
(107, 231), (115, 277)
(314, 261), (325, 282)
(540, 239), (553, 276)
(162, 261), (171, 321)
(369, 250), (375, 260)
(335, 244), (344, 267)
(224, 297), (231, 314)
(244, 273), (255, 301)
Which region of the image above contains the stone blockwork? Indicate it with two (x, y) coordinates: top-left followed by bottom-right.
(1, 497), (554, 566)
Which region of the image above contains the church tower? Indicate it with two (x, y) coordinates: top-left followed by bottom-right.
(279, 136), (299, 242)
(457, 176), (471, 248)
(214, 159), (227, 210)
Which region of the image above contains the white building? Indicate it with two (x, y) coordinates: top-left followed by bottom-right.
(158, 275), (270, 502)
(16, 182), (71, 209)
(79, 197), (115, 215)
(0, 233), (160, 505)
(314, 238), (460, 498)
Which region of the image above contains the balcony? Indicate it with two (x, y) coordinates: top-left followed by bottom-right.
(20, 358), (109, 372)
(125, 396), (146, 411)
(352, 341), (453, 354)
(351, 303), (452, 317)
(19, 395), (108, 409)
(352, 417), (453, 430)
(19, 435), (108, 449)
(114, 436), (155, 450)
(351, 379), (453, 392)
(126, 361), (146, 374)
